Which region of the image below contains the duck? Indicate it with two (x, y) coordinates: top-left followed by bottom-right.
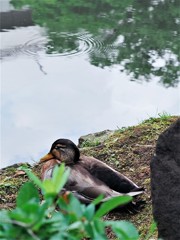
(40, 138), (144, 205)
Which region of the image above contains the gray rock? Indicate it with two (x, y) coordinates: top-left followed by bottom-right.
(151, 118), (180, 240)
(78, 130), (114, 147)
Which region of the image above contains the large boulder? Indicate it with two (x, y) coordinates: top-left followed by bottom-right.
(151, 118), (180, 239)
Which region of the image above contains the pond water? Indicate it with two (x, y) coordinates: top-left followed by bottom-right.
(1, 0), (180, 168)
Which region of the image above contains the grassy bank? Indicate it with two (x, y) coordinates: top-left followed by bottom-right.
(0, 115), (179, 239)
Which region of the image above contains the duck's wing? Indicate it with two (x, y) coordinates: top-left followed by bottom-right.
(65, 164), (119, 198)
(79, 155), (144, 194)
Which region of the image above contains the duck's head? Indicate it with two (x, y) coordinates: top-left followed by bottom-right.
(40, 139), (80, 165)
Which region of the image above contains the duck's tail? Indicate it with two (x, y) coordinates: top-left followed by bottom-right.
(127, 190), (144, 197)
(127, 186), (145, 196)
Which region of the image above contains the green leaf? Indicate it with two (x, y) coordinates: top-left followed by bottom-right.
(25, 169), (44, 189)
(32, 201), (49, 231)
(43, 179), (56, 195)
(9, 207), (33, 224)
(144, 221), (157, 240)
(67, 194), (83, 218)
(16, 182), (40, 207)
(67, 221), (82, 231)
(92, 194), (104, 205)
(84, 221), (106, 240)
(93, 219), (106, 236)
(149, 221), (157, 234)
(95, 195), (132, 218)
(83, 204), (95, 221)
(52, 164), (70, 193)
(0, 210), (11, 226)
(42, 164), (70, 197)
(107, 220), (139, 240)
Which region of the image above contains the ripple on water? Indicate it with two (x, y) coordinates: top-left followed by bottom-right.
(45, 31), (105, 57)
(0, 30), (113, 60)
(0, 34), (47, 59)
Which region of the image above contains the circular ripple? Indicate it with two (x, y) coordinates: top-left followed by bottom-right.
(44, 31), (104, 57)
(22, 36), (48, 56)
(0, 35), (47, 59)
(0, 31), (113, 60)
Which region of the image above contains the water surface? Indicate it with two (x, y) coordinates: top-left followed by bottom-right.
(1, 0), (179, 168)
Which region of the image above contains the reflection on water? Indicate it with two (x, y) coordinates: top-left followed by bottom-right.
(47, 32), (105, 57)
(0, 26), (47, 58)
(1, 0), (180, 168)
(10, 0), (180, 87)
(1, 35), (47, 59)
(0, 9), (33, 30)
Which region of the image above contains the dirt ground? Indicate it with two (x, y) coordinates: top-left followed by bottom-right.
(0, 115), (179, 239)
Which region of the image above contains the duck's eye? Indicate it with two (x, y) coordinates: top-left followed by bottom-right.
(54, 146), (60, 150)
(54, 145), (66, 150)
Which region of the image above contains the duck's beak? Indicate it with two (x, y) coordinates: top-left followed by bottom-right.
(40, 153), (54, 163)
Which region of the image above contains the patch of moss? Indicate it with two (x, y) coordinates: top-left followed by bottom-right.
(0, 163), (41, 209)
(80, 139), (101, 148)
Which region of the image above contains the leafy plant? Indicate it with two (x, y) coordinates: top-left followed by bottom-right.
(0, 164), (141, 239)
